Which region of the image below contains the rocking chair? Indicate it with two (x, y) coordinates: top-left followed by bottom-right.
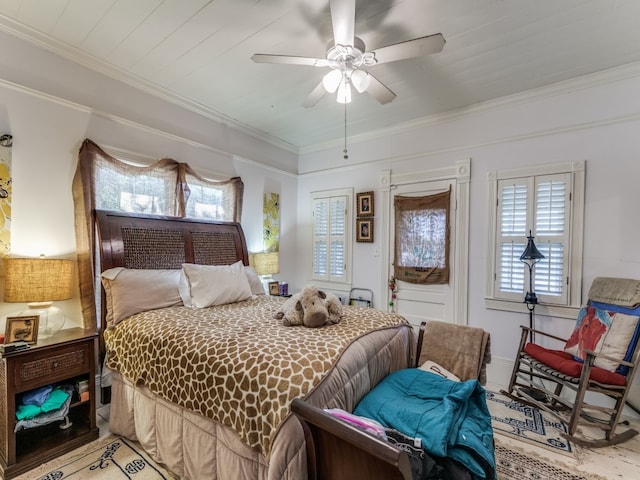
(505, 277), (640, 447)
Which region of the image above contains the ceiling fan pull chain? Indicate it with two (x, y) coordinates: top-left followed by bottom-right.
(343, 101), (349, 160)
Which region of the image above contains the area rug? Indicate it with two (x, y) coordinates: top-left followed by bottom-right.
(15, 435), (174, 480)
(494, 436), (607, 480)
(486, 390), (574, 456)
(14, 428), (610, 480)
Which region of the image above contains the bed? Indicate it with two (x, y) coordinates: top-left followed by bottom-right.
(95, 210), (414, 479)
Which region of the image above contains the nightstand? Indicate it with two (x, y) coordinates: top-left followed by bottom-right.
(0, 328), (99, 479)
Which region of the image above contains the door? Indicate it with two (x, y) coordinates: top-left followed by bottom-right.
(381, 160), (470, 328)
(389, 178), (456, 328)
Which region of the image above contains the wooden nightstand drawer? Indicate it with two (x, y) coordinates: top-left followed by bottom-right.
(13, 342), (90, 392)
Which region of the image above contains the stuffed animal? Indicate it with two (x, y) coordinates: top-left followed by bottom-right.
(274, 285), (343, 328)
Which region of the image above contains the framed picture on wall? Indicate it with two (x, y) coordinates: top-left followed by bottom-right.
(356, 218), (374, 243)
(356, 191), (374, 217)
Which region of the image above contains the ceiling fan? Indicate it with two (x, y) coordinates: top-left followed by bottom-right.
(251, 0), (445, 107)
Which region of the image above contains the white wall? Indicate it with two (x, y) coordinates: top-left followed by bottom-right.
(0, 32), (298, 329)
(297, 65), (640, 402)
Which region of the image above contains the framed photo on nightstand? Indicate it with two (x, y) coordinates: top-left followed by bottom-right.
(268, 281), (280, 295)
(5, 315), (39, 344)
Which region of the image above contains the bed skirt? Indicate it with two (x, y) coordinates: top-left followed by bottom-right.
(108, 325), (414, 479)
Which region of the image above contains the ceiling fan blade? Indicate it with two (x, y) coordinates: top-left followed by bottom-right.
(366, 73), (396, 104)
(302, 81), (327, 108)
(371, 33), (445, 65)
(329, 0), (355, 46)
(251, 54), (328, 67)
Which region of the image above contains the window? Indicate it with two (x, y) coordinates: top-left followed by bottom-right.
(311, 189), (352, 285)
(95, 163), (171, 214)
(486, 161), (585, 316)
(184, 174), (236, 221)
(394, 190), (450, 285)
(92, 150), (241, 222)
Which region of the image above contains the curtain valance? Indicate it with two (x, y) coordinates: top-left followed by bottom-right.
(393, 188), (450, 285)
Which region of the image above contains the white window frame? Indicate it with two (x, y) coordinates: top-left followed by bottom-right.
(310, 188), (353, 289)
(485, 161), (585, 319)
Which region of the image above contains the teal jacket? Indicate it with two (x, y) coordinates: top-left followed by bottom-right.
(354, 368), (496, 479)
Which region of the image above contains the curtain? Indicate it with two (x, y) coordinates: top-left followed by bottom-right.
(72, 138), (244, 330)
(394, 188), (451, 285)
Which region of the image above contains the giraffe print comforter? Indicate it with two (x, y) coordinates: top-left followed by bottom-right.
(104, 295), (410, 459)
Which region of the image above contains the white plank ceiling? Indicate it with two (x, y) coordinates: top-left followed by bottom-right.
(1, 0), (640, 151)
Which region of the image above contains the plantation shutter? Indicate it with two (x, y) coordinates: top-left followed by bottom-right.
(496, 180), (527, 299)
(313, 198), (329, 278)
(330, 197), (346, 278)
(495, 174), (570, 304)
(312, 195), (347, 282)
(534, 175), (569, 303)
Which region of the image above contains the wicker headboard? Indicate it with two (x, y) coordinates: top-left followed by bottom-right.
(96, 210), (248, 271)
(94, 209), (249, 360)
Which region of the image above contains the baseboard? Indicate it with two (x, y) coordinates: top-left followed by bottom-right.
(486, 356), (513, 391)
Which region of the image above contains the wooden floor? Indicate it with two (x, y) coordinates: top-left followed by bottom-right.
(496, 421), (640, 479)
(96, 403), (111, 438)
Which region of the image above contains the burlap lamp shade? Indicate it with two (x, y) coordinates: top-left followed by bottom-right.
(3, 257), (74, 338)
(250, 252), (280, 276)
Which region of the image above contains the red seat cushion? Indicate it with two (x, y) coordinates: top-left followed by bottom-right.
(524, 343), (626, 386)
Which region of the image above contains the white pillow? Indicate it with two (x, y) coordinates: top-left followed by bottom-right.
(244, 266), (265, 295)
(180, 261), (252, 308)
(101, 268), (182, 327)
(594, 312), (639, 371)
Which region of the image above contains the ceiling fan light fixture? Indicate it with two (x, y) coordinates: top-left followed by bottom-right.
(252, 1), (445, 107)
(322, 69), (342, 93)
(351, 70), (370, 93)
(336, 79), (352, 104)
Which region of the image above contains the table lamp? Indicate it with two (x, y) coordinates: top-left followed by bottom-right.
(250, 251), (279, 291)
(520, 230), (545, 307)
(3, 256), (73, 338)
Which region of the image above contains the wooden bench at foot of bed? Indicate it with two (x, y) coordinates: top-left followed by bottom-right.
(291, 398), (412, 480)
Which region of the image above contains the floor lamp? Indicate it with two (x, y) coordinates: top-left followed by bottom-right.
(519, 230), (546, 401)
(519, 230), (545, 343)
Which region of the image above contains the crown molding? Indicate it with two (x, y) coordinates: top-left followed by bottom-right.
(3, 13), (640, 158)
(0, 77), (298, 177)
(0, 14), (299, 155)
(299, 61), (640, 155)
